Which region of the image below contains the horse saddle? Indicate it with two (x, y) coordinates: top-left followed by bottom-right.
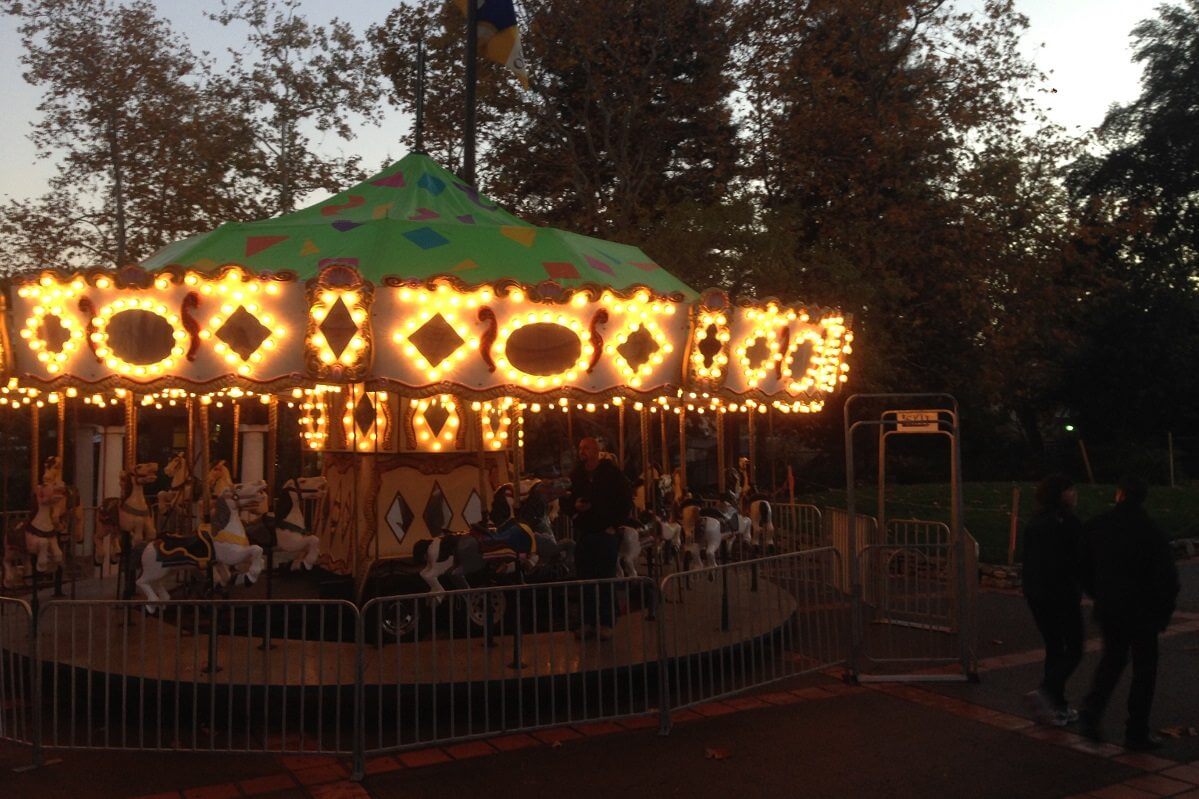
(700, 507), (738, 534)
(154, 531), (214, 569)
(25, 520), (58, 540)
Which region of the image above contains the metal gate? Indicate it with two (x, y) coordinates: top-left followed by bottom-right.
(843, 394), (977, 682)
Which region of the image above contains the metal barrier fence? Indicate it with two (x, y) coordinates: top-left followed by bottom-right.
(824, 508), (879, 590)
(35, 598), (360, 755)
(0, 597), (34, 747)
(851, 525), (979, 680)
(657, 548), (848, 726)
(0, 538), (970, 773)
(772, 503), (825, 551)
(360, 576), (658, 756)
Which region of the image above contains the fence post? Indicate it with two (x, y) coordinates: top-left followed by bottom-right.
(656, 577), (672, 736)
(1007, 486), (1020, 567)
(1168, 432), (1176, 488)
(30, 600), (43, 769)
(350, 606), (365, 782)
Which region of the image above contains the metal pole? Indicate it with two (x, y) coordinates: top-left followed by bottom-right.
(747, 407), (757, 491)
(844, 397), (861, 681)
(640, 407), (651, 505)
(266, 396), (278, 491)
(660, 407), (669, 474)
(618, 402), (626, 472)
(769, 407), (777, 496)
(1078, 439), (1095, 484)
(716, 409), (726, 493)
(200, 401), (211, 521)
(123, 392), (136, 470)
(231, 400), (241, 482)
(463, 0), (478, 186)
(30, 401), (40, 491)
(677, 406), (687, 496)
(55, 395), (66, 466)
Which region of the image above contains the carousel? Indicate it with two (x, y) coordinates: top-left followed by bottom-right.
(0, 152), (852, 622)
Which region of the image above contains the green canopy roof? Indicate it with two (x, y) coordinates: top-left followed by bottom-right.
(143, 153), (696, 298)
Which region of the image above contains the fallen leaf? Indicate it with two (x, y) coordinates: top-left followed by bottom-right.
(551, 741), (563, 749)
(990, 639), (1004, 645)
(704, 747), (731, 760)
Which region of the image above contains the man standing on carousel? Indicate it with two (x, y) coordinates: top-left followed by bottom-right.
(568, 436), (633, 641)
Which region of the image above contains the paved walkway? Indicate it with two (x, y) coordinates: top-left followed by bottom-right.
(4, 562), (1199, 799)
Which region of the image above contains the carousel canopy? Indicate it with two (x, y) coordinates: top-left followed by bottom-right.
(142, 153), (697, 300)
(2, 152), (851, 416)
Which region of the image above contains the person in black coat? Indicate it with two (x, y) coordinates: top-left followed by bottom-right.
(568, 437), (633, 640)
(1077, 475), (1180, 750)
(1021, 474), (1084, 726)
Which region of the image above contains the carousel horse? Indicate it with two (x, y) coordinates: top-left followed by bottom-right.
(255, 476), (326, 570)
(135, 482), (266, 612)
(1, 459), (68, 586)
(680, 494), (748, 570)
(488, 479), (563, 537)
(158, 451), (196, 533)
(118, 462), (159, 546)
(206, 460), (234, 500)
(616, 517), (659, 578)
(634, 466), (673, 519)
(745, 494), (775, 552)
(415, 486), (566, 601)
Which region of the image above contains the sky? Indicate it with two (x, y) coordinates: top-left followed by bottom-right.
(0, 0), (1160, 207)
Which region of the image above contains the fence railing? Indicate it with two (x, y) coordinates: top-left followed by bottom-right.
(0, 536), (972, 775)
(360, 576), (657, 755)
(772, 503), (825, 551)
(657, 547), (847, 727)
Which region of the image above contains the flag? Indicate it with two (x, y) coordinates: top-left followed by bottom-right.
(455, 0), (530, 89)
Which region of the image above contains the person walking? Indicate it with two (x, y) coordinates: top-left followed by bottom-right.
(1077, 475), (1180, 750)
(1021, 475), (1085, 726)
(568, 437), (632, 640)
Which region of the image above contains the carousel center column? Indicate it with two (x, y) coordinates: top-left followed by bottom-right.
(238, 424), (270, 484)
(98, 425), (126, 501)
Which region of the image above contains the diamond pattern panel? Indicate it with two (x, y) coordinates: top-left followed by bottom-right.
(422, 481), (453, 536)
(424, 402), (450, 438)
(320, 298), (358, 358)
(462, 489), (484, 527)
(386, 491), (414, 545)
(408, 313), (464, 368)
(616, 326), (661, 372)
(353, 393), (377, 439)
(216, 305), (271, 360)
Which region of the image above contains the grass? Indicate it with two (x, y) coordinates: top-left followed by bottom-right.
(790, 482), (1199, 565)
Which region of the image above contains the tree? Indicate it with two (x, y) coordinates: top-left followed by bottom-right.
(1070, 0), (1199, 292)
(370, 0), (741, 286)
(210, 0), (384, 214)
(1, 0), (260, 269)
(1064, 1), (1199, 440)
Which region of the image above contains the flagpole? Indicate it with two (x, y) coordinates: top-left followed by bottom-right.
(464, 0), (478, 186)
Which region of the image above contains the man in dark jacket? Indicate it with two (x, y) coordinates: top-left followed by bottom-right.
(1077, 475), (1180, 750)
(1021, 475), (1084, 726)
(569, 437), (632, 640)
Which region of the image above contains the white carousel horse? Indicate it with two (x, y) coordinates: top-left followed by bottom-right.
(745, 496), (775, 551)
(488, 479), (562, 536)
(680, 497), (748, 570)
(269, 476), (326, 570)
(634, 466), (674, 518)
(118, 462), (159, 546)
(616, 517), (660, 578)
(206, 460), (233, 500)
(135, 482), (266, 612)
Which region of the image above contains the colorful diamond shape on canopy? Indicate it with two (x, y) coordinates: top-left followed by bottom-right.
(142, 153), (697, 299)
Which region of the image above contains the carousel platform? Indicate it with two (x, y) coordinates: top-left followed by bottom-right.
(3, 569), (802, 687)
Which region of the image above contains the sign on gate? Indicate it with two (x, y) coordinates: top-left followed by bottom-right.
(892, 411), (940, 433)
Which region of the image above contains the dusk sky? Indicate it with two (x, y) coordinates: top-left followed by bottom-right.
(0, 0), (1159, 206)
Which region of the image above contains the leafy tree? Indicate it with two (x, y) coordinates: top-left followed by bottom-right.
(0, 0), (259, 269)
(210, 0), (384, 214)
(1065, 1), (1199, 441)
(1070, 0), (1199, 292)
(370, 0), (740, 285)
